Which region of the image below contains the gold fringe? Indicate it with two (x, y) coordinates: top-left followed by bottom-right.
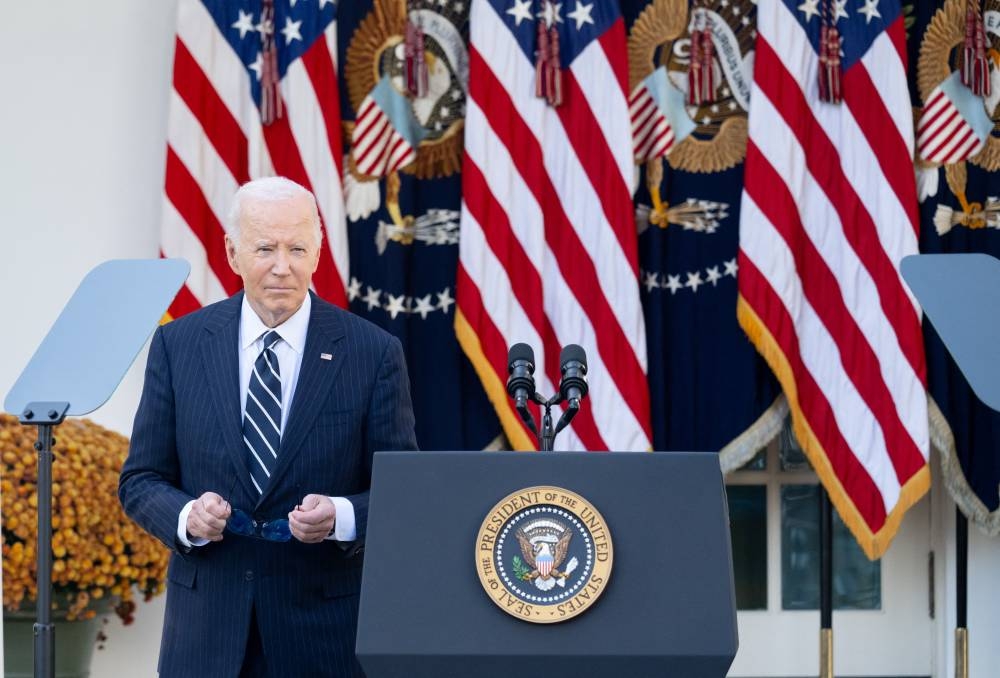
(928, 396), (1000, 535)
(454, 309), (536, 451)
(737, 296), (931, 560)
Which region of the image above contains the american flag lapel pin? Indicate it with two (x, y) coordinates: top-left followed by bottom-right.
(320, 353), (333, 361)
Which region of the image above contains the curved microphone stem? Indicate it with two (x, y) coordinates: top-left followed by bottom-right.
(553, 399), (579, 436)
(515, 396), (538, 435)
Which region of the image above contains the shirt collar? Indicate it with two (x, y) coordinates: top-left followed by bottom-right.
(239, 293), (311, 355)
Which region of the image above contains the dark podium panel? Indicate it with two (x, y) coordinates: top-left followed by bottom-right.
(356, 451), (737, 678)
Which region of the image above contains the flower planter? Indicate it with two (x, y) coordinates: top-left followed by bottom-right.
(3, 606), (106, 678)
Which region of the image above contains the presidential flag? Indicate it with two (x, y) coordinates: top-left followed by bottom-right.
(912, 0), (1000, 533)
(162, 0), (347, 318)
(338, 0), (502, 451)
(457, 0), (652, 451)
(623, 0), (785, 465)
(738, 0), (930, 558)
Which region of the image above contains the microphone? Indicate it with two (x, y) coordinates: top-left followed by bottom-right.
(558, 344), (589, 409)
(506, 343), (537, 415)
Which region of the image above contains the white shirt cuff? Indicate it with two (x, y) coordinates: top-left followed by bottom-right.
(177, 500), (210, 548)
(326, 496), (356, 542)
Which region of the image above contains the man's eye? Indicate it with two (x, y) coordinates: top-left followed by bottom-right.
(258, 247), (273, 253)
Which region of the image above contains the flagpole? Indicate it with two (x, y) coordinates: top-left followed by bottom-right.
(955, 508), (969, 678)
(819, 488), (833, 678)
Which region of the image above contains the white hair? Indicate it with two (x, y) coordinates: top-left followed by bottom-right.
(226, 176), (322, 248)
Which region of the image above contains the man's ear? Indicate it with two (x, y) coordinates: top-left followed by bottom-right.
(225, 234), (240, 274)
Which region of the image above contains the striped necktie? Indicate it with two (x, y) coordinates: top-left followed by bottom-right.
(243, 330), (282, 494)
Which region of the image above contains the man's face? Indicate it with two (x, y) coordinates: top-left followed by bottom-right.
(226, 193), (321, 327)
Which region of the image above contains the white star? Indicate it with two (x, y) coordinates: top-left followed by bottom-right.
(643, 271), (660, 292)
(724, 258), (738, 278)
(248, 52), (264, 81)
(362, 286), (382, 311)
(567, 1), (595, 30)
(741, 16), (750, 25)
(455, 2), (465, 11)
(858, 0), (881, 23)
(319, 0), (336, 8)
(290, 0), (298, 6)
(732, 6), (741, 15)
(281, 17), (303, 45)
(538, 2), (564, 27)
(385, 294), (408, 320)
(507, 0), (534, 26)
(833, 0), (849, 20)
(438, 0), (449, 6)
(255, 17), (274, 37)
(685, 271), (704, 293)
(451, 89), (463, 100)
(347, 277), (362, 302)
(797, 0), (820, 22)
(701, 116), (712, 124)
(664, 275), (683, 295)
(440, 106), (450, 117)
(705, 266), (722, 286)
(437, 288), (456, 313)
(232, 10), (256, 39)
(412, 295), (436, 319)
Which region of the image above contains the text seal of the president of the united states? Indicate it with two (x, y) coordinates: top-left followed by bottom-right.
(476, 486), (613, 624)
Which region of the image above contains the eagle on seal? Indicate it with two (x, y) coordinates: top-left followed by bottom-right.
(516, 528), (572, 583)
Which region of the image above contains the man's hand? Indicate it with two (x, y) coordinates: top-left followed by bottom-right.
(289, 494), (336, 543)
(186, 492), (231, 542)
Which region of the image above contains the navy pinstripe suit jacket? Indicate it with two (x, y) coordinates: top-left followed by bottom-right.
(119, 291), (417, 677)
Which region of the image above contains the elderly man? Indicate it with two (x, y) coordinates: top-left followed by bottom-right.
(120, 176), (417, 677)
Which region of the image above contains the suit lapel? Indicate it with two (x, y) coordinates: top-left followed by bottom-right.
(257, 294), (347, 507)
(200, 293), (257, 499)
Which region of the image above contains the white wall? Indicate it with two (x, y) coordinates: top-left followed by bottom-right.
(931, 453), (1000, 678)
(0, 1), (179, 675)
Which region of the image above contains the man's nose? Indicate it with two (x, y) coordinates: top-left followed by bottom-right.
(271, 249), (291, 274)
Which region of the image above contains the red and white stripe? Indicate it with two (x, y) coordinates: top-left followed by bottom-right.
(630, 83), (675, 163)
(917, 86), (986, 165)
(738, 0), (928, 558)
(456, 0), (651, 452)
(162, 0), (347, 317)
(352, 96), (418, 177)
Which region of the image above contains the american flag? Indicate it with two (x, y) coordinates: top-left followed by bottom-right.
(162, 0), (347, 318)
(738, 0), (929, 558)
(456, 0), (651, 451)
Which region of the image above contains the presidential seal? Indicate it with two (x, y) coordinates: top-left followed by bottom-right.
(628, 0), (755, 174)
(475, 486), (613, 624)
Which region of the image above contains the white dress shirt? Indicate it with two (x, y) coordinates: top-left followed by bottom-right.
(177, 294), (356, 546)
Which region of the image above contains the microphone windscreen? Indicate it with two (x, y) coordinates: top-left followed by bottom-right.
(508, 342), (535, 367)
(560, 344), (587, 368)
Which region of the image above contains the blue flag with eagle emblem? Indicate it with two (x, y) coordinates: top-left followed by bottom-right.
(338, 0), (502, 451)
(909, 0), (1000, 532)
(622, 0), (783, 465)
